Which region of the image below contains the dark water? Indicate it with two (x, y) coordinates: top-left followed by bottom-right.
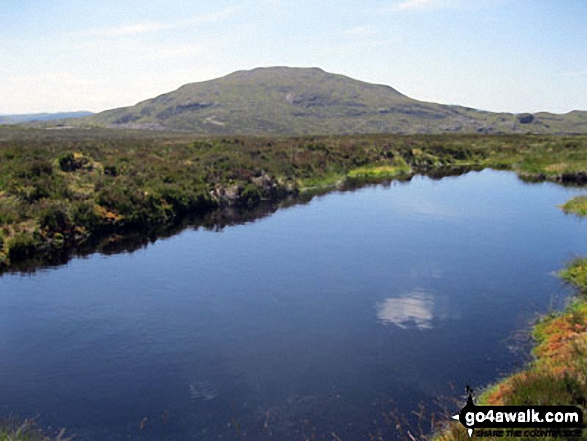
(1, 170), (587, 440)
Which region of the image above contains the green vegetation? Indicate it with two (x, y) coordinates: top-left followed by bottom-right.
(561, 196), (587, 217)
(435, 259), (587, 441)
(0, 419), (69, 441)
(2, 125), (587, 439)
(347, 157), (411, 180)
(1, 127), (587, 272)
(57, 67), (587, 135)
(560, 258), (587, 295)
(435, 178), (587, 440)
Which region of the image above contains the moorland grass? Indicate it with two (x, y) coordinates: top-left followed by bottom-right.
(1, 128), (586, 273)
(0, 419), (70, 441)
(561, 196), (587, 217)
(434, 259), (587, 441)
(2, 127), (587, 439)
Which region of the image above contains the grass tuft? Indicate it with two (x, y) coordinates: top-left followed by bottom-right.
(561, 196), (587, 217)
(434, 258), (587, 440)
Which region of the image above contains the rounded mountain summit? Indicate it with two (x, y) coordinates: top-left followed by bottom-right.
(84, 67), (587, 135)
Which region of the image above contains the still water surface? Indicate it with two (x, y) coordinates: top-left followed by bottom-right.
(1, 170), (587, 440)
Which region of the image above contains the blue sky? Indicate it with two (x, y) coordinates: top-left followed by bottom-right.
(1, 0), (585, 114)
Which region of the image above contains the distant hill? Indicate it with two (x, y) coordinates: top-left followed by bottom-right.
(0, 111), (94, 125)
(70, 67), (587, 135)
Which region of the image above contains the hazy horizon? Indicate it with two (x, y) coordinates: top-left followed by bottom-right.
(2, 0), (586, 115)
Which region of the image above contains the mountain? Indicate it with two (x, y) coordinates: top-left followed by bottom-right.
(0, 111), (94, 125)
(78, 67), (587, 135)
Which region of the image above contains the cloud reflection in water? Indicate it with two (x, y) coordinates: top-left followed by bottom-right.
(376, 290), (435, 330)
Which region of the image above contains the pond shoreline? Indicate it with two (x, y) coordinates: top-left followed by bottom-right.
(2, 163), (586, 276)
(1, 164), (477, 275)
(2, 129), (587, 440)
(3, 165), (584, 277)
(435, 210), (587, 441)
(2, 129), (587, 275)
(4, 164), (585, 439)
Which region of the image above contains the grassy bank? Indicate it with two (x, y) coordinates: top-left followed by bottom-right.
(435, 260), (587, 440)
(1, 127), (587, 272)
(0, 419), (69, 441)
(561, 196), (587, 217)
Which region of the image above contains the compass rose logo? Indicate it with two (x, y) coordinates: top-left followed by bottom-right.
(452, 385), (476, 437)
